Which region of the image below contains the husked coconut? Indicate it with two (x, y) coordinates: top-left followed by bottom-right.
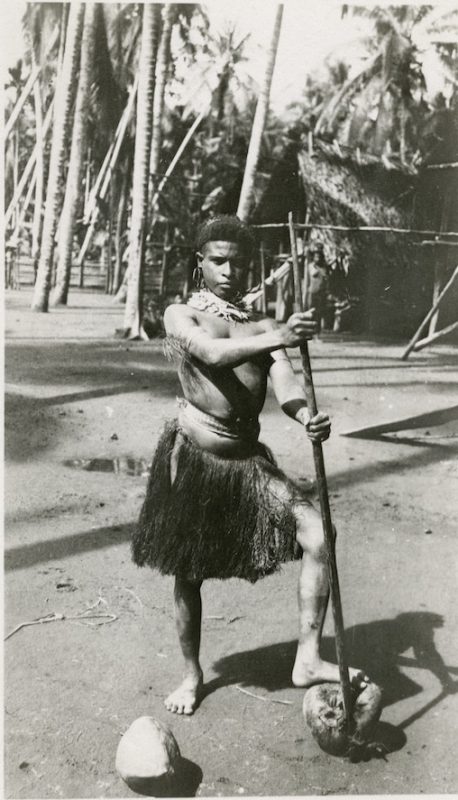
(116, 716), (181, 795)
(303, 680), (383, 758)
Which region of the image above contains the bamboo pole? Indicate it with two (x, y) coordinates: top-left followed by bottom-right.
(159, 225), (170, 296)
(259, 242), (267, 314)
(31, 48), (44, 269)
(12, 129), (19, 229)
(401, 265), (458, 360)
(428, 262), (442, 338)
(9, 169), (38, 248)
(5, 101), (54, 227)
(81, 75), (138, 224)
(77, 76), (139, 277)
(4, 25), (59, 141)
(253, 222), (458, 237)
(150, 110), (206, 211)
(288, 211), (353, 729)
(426, 162), (458, 170)
(116, 110), (206, 300)
(412, 320), (458, 352)
(244, 259), (291, 306)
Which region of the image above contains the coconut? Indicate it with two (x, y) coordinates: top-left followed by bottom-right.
(116, 716), (181, 796)
(303, 680), (383, 758)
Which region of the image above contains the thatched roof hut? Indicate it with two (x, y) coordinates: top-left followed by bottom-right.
(253, 142), (456, 337)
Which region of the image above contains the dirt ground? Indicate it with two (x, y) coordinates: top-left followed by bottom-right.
(4, 288), (458, 798)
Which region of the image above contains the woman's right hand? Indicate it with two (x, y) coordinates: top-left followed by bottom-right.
(280, 309), (318, 347)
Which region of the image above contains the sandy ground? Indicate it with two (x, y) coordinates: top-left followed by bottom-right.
(4, 288), (458, 799)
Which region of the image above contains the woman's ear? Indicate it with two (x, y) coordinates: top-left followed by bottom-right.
(196, 251), (203, 264)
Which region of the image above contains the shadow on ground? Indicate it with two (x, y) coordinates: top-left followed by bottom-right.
(208, 610), (458, 731)
(4, 523), (132, 571)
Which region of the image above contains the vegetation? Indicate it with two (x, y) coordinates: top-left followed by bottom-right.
(4, 3), (458, 335)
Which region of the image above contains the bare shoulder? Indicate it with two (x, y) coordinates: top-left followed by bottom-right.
(163, 303), (198, 335)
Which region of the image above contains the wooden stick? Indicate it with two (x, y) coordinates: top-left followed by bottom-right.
(77, 76), (139, 274)
(4, 25), (59, 141)
(401, 265), (458, 360)
(253, 222), (458, 237)
(260, 242), (267, 314)
(5, 101), (54, 226)
(288, 211), (353, 728)
(150, 110), (205, 212)
(428, 262), (442, 338)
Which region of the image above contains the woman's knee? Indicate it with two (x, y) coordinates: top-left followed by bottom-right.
(295, 506), (337, 559)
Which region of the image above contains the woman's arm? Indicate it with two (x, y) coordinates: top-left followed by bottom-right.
(163, 305), (318, 369)
(269, 349), (331, 442)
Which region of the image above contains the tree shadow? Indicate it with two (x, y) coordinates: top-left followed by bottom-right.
(4, 522), (132, 571)
(207, 611), (457, 734)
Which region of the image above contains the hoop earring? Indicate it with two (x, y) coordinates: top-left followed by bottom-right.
(192, 267), (204, 289)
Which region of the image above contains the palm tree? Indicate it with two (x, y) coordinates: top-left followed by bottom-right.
(314, 5), (458, 166)
(122, 3), (160, 339)
(150, 3), (175, 194)
(236, 5), (283, 221)
(31, 2), (84, 312)
(51, 4), (97, 306)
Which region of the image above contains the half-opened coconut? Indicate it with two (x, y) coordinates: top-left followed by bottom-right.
(116, 716), (181, 796)
(303, 680), (382, 758)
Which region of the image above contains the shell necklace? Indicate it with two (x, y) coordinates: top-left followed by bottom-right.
(187, 288), (251, 323)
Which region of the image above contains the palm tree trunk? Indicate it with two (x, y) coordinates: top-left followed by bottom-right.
(31, 3), (84, 312)
(150, 4), (174, 190)
(116, 109), (205, 302)
(122, 3), (160, 339)
(52, 4), (96, 306)
(236, 5), (283, 222)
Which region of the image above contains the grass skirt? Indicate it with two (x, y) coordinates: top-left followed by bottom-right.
(132, 420), (303, 583)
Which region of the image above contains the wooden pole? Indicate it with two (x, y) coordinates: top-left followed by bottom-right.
(150, 110), (205, 212)
(4, 25), (59, 141)
(5, 101), (54, 227)
(253, 223), (458, 237)
(260, 242), (267, 314)
(412, 320), (458, 352)
(401, 265), (458, 360)
(77, 76), (139, 277)
(428, 262), (442, 337)
(288, 211), (353, 729)
(159, 224), (169, 296)
(244, 259), (291, 306)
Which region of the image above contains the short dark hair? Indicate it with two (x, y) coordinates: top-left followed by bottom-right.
(196, 215), (256, 259)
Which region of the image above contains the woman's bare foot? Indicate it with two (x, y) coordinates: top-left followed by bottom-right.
(164, 673), (203, 715)
(292, 651), (368, 688)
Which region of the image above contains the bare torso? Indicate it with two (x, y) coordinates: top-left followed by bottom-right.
(170, 307), (273, 423)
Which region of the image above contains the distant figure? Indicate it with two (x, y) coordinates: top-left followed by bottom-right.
(328, 250), (351, 332)
(304, 241), (330, 331)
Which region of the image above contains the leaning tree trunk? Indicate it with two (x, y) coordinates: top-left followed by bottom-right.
(31, 2), (84, 312)
(51, 4), (96, 306)
(236, 5), (283, 222)
(122, 3), (160, 338)
(150, 3), (174, 194)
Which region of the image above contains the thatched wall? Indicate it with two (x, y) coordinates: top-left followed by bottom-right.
(295, 151), (434, 336)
